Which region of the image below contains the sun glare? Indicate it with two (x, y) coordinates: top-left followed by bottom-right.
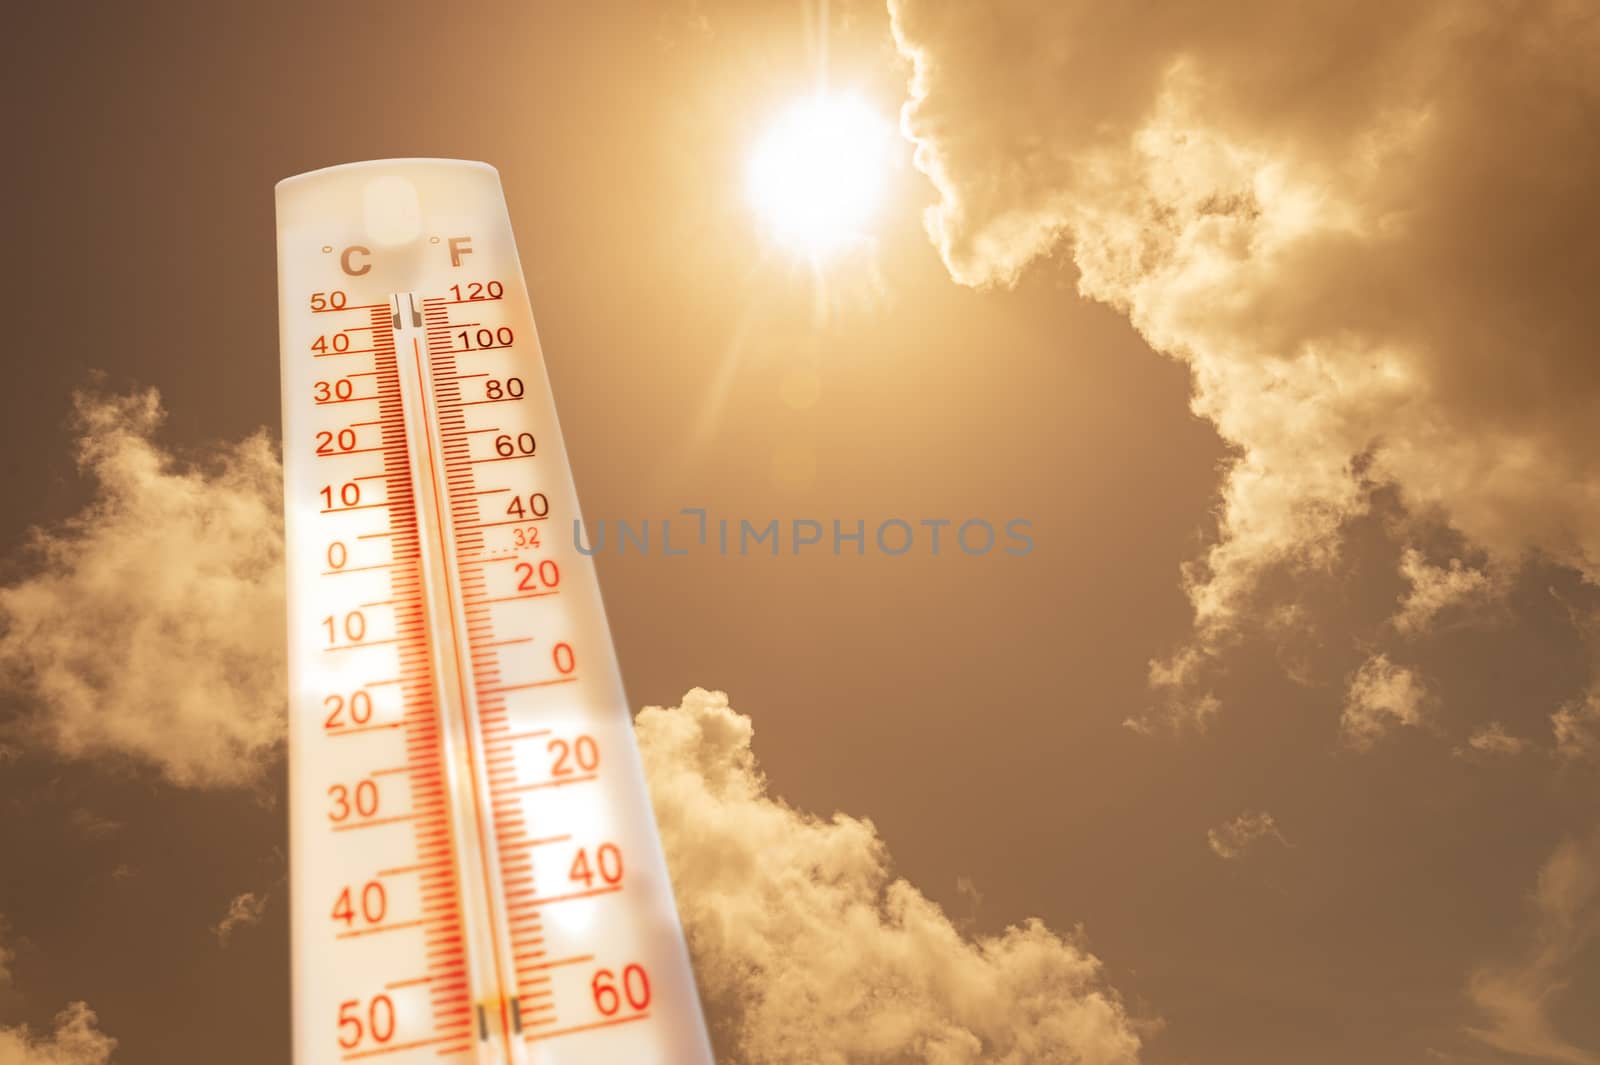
(746, 93), (890, 260)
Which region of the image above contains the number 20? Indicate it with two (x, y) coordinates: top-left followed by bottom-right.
(549, 735), (598, 777)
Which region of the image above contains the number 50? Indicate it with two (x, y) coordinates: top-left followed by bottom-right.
(337, 995), (394, 1049)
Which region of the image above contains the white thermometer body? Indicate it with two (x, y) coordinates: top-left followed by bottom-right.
(276, 159), (712, 1065)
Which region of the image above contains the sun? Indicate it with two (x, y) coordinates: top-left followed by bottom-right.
(746, 93), (891, 260)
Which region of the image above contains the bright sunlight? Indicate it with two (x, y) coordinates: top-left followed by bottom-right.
(746, 93), (891, 260)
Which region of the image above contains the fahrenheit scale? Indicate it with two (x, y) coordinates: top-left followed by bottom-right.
(276, 159), (713, 1065)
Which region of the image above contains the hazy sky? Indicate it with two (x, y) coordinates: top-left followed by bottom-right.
(2, 2), (1598, 1064)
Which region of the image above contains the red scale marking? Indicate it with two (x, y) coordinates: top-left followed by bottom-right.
(419, 298), (567, 1019)
(366, 295), (620, 1046)
(357, 308), (472, 1055)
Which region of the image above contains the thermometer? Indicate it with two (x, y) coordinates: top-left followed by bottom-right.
(275, 159), (713, 1065)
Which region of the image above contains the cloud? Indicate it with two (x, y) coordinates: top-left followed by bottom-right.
(639, 687), (1144, 1065)
(890, 1), (1600, 719)
(1552, 689), (1600, 762)
(1206, 811), (1286, 860)
(0, 1004), (115, 1065)
(1128, 650), (1220, 734)
(0, 390), (285, 788)
(1392, 549), (1497, 636)
(0, 921), (115, 1065)
(1466, 825), (1600, 1064)
(210, 892), (268, 947)
(1341, 654), (1429, 749)
(65, 811), (120, 842)
(1453, 722), (1530, 760)
(0, 396), (1142, 1060)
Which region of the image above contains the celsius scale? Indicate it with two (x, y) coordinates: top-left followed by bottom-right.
(275, 159), (712, 1065)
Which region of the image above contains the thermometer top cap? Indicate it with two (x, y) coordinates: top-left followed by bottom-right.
(276, 158), (503, 247)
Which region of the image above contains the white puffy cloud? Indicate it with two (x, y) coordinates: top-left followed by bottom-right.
(1466, 825), (1600, 1064)
(1552, 690), (1600, 763)
(0, 922), (115, 1065)
(889, 0), (1600, 721)
(1341, 654), (1429, 749)
(1206, 811), (1285, 860)
(1393, 549), (1497, 636)
(1129, 650), (1219, 734)
(0, 1004), (115, 1065)
(1454, 722), (1529, 759)
(0, 390), (285, 788)
(0, 395), (1142, 1060)
(211, 892), (268, 947)
(639, 687), (1144, 1065)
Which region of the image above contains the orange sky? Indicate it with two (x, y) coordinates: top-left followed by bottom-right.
(1, 3), (1598, 1064)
